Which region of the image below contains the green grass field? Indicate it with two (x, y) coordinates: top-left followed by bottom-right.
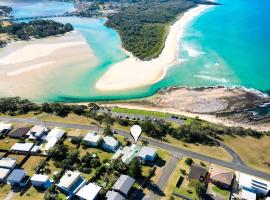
(111, 107), (173, 118)
(22, 156), (46, 176)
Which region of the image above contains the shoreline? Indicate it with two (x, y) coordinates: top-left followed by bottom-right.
(96, 4), (213, 91)
(0, 30), (99, 99)
(97, 86), (270, 132)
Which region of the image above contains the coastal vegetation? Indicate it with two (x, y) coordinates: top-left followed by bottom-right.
(106, 0), (196, 60)
(0, 19), (73, 42)
(0, 6), (12, 17)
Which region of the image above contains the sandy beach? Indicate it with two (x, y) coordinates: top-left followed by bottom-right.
(0, 31), (99, 99)
(96, 5), (212, 91)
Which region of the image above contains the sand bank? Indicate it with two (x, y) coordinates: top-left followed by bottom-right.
(96, 5), (212, 90)
(0, 31), (99, 99)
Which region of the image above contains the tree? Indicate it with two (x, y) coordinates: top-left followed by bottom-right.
(189, 180), (207, 198)
(185, 158), (193, 166)
(103, 124), (113, 136)
(128, 158), (142, 178)
(49, 144), (68, 161)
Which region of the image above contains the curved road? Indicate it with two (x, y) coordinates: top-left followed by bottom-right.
(0, 116), (269, 180)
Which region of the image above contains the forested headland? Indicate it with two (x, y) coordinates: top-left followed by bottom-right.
(106, 0), (218, 60)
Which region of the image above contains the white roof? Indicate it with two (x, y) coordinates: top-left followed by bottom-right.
(31, 145), (41, 153)
(83, 132), (101, 143)
(0, 168), (10, 180)
(31, 174), (49, 183)
(0, 158), (16, 169)
(0, 122), (12, 131)
(44, 137), (58, 151)
(103, 136), (118, 147)
(46, 127), (65, 140)
(138, 146), (157, 158)
(11, 142), (34, 152)
(239, 173), (270, 193)
(241, 189), (256, 200)
(27, 125), (46, 138)
(76, 183), (101, 200)
(58, 170), (81, 190)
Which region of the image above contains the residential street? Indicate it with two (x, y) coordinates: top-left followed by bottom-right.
(146, 154), (181, 200)
(1, 116), (270, 181)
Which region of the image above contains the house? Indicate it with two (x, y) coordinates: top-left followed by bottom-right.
(105, 191), (125, 200)
(27, 125), (47, 140)
(8, 127), (31, 139)
(0, 168), (10, 182)
(121, 144), (141, 164)
(102, 136), (119, 152)
(106, 174), (135, 199)
(11, 142), (34, 152)
(241, 189), (257, 200)
(209, 165), (234, 189)
(0, 158), (16, 169)
(188, 163), (208, 181)
(57, 170), (86, 196)
(0, 122), (13, 134)
(0, 158), (17, 182)
(31, 174), (51, 188)
(43, 127), (65, 153)
(137, 146), (157, 163)
(83, 132), (102, 147)
(7, 169), (29, 187)
(76, 183), (101, 200)
(239, 173), (270, 196)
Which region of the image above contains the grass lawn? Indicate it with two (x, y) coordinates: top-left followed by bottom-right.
(222, 135), (270, 173)
(0, 138), (18, 150)
(22, 156), (46, 176)
(64, 138), (77, 149)
(0, 184), (10, 199)
(8, 154), (26, 164)
(39, 113), (97, 125)
(0, 152), (6, 157)
(165, 135), (232, 162)
(66, 129), (89, 137)
(79, 146), (113, 162)
(12, 186), (45, 200)
(210, 183), (230, 200)
(111, 107), (173, 118)
(162, 157), (210, 200)
(45, 160), (62, 179)
(81, 168), (96, 181)
(142, 165), (152, 178)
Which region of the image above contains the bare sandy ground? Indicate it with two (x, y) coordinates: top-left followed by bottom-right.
(96, 5), (212, 90)
(0, 31), (99, 99)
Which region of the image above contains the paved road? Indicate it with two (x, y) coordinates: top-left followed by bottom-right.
(1, 116), (270, 180)
(147, 154), (181, 200)
(4, 191), (14, 200)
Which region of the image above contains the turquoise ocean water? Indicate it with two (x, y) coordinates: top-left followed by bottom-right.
(1, 0), (270, 102)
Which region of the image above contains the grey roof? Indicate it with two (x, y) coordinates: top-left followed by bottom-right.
(112, 175), (135, 196)
(7, 169), (25, 183)
(188, 163), (208, 181)
(105, 190), (125, 200)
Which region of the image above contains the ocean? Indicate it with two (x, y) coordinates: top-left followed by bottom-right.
(1, 0), (269, 101)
